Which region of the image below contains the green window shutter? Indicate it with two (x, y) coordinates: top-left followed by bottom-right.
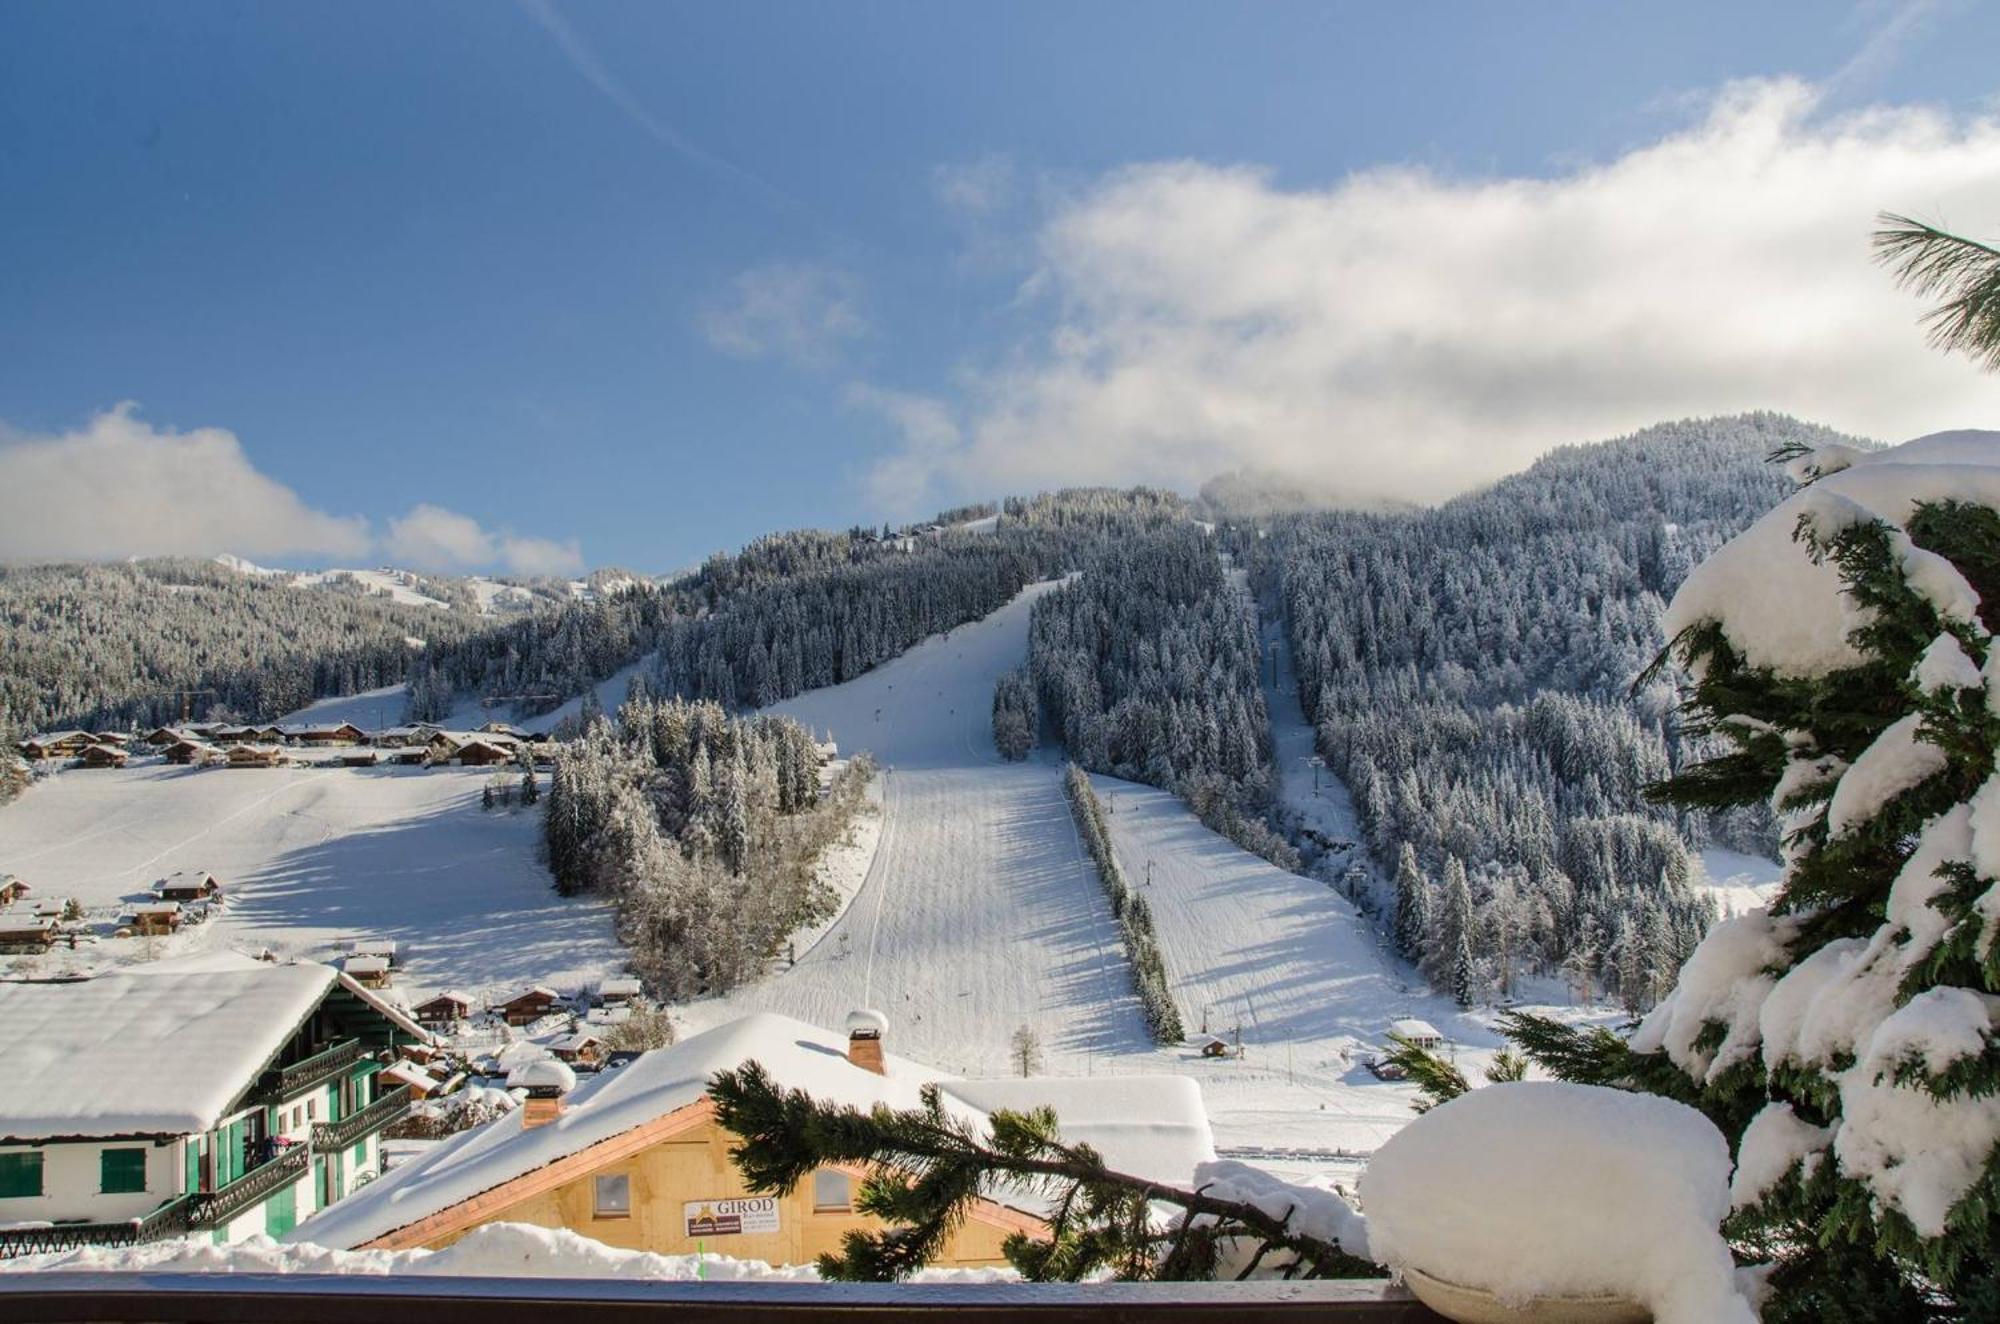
(184, 1138), (200, 1194)
(262, 1181), (297, 1238)
(351, 1139), (367, 1167)
(100, 1147), (147, 1194)
(0, 1152), (41, 1198)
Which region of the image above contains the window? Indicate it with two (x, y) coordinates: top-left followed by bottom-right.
(0, 1151), (42, 1199)
(593, 1173), (631, 1218)
(101, 1147), (147, 1194)
(813, 1168), (852, 1212)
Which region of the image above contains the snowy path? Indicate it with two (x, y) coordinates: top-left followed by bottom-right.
(675, 583), (1155, 1076)
(1256, 610), (1365, 873)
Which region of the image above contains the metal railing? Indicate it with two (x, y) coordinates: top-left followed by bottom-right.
(183, 1144), (310, 1230)
(0, 1195), (195, 1260)
(0, 1273), (1445, 1322)
(256, 1039), (366, 1102)
(312, 1085), (413, 1153)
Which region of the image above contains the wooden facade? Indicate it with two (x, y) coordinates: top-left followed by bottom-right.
(361, 1100), (1038, 1268)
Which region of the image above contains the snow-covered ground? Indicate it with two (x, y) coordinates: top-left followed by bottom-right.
(1257, 612), (1366, 878)
(1693, 847), (1783, 918)
(0, 762), (621, 998)
(275, 654), (656, 735)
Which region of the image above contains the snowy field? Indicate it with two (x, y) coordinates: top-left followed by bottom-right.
(0, 762), (622, 998)
(1694, 847), (1783, 917)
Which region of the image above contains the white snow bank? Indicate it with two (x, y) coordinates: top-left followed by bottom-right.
(1664, 431), (2000, 677)
(1632, 909), (1795, 1084)
(0, 1221), (1012, 1282)
(1358, 1082), (1754, 1324)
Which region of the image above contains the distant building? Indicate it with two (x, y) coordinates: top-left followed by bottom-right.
(0, 914), (56, 955)
(77, 744), (128, 770)
(163, 737), (222, 766)
(290, 1011), (1214, 1270)
(549, 1032), (607, 1069)
(224, 745), (289, 769)
(598, 977), (643, 1006)
(128, 902), (183, 936)
(493, 986), (561, 1027)
(280, 723), (368, 748)
(154, 872), (223, 904)
(0, 957), (427, 1257)
(342, 956), (391, 990)
(16, 732), (96, 760)
(0, 878), (27, 907)
(1388, 1018), (1443, 1051)
(413, 991), (474, 1033)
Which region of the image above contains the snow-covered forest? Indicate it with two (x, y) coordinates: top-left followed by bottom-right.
(543, 693), (871, 999)
(1247, 414), (1853, 1005)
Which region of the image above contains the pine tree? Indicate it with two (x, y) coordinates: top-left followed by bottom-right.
(1450, 930), (1476, 1008)
(1505, 440), (2000, 1320)
(1392, 843), (1429, 959)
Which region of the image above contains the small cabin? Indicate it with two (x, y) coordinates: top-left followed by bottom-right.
(155, 871), (223, 903)
(414, 990), (474, 1031)
(348, 938), (397, 966)
(549, 1032), (607, 1068)
(129, 902), (183, 936)
(0, 914), (56, 953)
(225, 744), (289, 769)
(78, 744), (128, 769)
(0, 877), (28, 906)
(598, 976), (643, 1006)
(283, 723), (368, 747)
(453, 740), (516, 767)
(1193, 1034), (1232, 1059)
(143, 726), (187, 747)
(343, 955), (392, 989)
(378, 1059), (442, 1100)
(1388, 1018), (1443, 1051)
(164, 737), (221, 766)
(478, 722), (531, 740)
(340, 749), (380, 768)
(494, 986), (561, 1027)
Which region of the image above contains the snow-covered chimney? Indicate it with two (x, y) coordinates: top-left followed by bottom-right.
(510, 1057), (577, 1128)
(846, 1008), (888, 1075)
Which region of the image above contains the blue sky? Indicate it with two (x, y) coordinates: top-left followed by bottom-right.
(3, 1), (1998, 574)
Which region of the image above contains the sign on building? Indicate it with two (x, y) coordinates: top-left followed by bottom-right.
(684, 1197), (779, 1237)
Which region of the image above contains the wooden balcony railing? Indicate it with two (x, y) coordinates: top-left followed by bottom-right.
(183, 1144), (311, 1230)
(312, 1084), (414, 1153)
(0, 1273), (1446, 1322)
(256, 1039), (367, 1102)
(0, 1195), (195, 1260)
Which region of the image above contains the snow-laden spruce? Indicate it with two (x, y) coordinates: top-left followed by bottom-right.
(1514, 430), (2000, 1321)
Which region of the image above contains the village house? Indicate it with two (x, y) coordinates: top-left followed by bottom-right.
(341, 956), (391, 990)
(127, 902), (184, 937)
(477, 722), (531, 741)
(346, 938), (397, 967)
(377, 1060), (443, 1101)
(0, 913), (56, 955)
(16, 731), (96, 760)
(413, 990), (474, 1033)
(280, 723), (368, 748)
(163, 736), (222, 766)
(597, 976), (643, 1006)
(339, 749), (380, 768)
(1388, 1017), (1444, 1051)
(0, 877), (26, 907)
(143, 726), (190, 747)
(0, 956), (428, 1257)
(155, 871), (224, 904)
(288, 1011), (1213, 1269)
(452, 739), (517, 768)
(78, 743), (129, 769)
(225, 745), (290, 769)
(549, 1032), (607, 1069)
(493, 986), (561, 1027)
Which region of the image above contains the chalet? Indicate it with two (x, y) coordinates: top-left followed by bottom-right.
(155, 871), (223, 904)
(549, 1032), (607, 1069)
(342, 956), (391, 990)
(477, 722), (531, 741)
(0, 878), (26, 907)
(493, 986), (561, 1027)
(17, 731), (94, 760)
(128, 902), (183, 936)
(1388, 1018), (1444, 1051)
(452, 739), (517, 768)
(598, 977), (643, 1006)
(374, 724), (440, 749)
(0, 956), (427, 1256)
(347, 939), (397, 967)
(413, 991), (474, 1032)
(281, 723), (368, 748)
(385, 747), (429, 766)
(78, 744), (129, 769)
(1193, 1034), (1233, 1059)
(339, 750), (380, 768)
(377, 1060), (442, 1100)
(89, 731), (132, 747)
(225, 745), (290, 769)
(287, 1011), (1214, 1269)
(0, 914), (56, 955)
(143, 726), (188, 747)
(207, 726), (257, 746)
(163, 737), (222, 766)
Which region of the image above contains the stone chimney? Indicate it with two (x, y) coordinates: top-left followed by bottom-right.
(846, 1008), (889, 1075)
(510, 1057), (577, 1129)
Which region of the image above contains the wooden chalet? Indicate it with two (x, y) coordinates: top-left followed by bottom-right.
(453, 739), (516, 767)
(338, 750), (380, 768)
(17, 732), (94, 760)
(384, 747), (428, 766)
(154, 872), (224, 904)
(493, 986), (561, 1027)
(477, 722), (531, 740)
(598, 976), (643, 1006)
(225, 745), (289, 769)
(1388, 1018), (1443, 1051)
(341, 956), (391, 990)
(281, 723), (368, 748)
(127, 903), (183, 937)
(0, 914), (56, 954)
(164, 737), (222, 766)
(412, 991), (473, 1032)
(143, 726), (186, 747)
(0, 878), (27, 907)
(549, 1032), (607, 1069)
(376, 1060), (442, 1100)
(78, 744), (128, 769)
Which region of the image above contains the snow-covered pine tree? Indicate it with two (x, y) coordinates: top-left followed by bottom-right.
(1506, 436), (2000, 1321)
(1393, 843), (1430, 959)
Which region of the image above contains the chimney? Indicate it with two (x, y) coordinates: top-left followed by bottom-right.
(509, 1057), (577, 1129)
(846, 1008), (888, 1075)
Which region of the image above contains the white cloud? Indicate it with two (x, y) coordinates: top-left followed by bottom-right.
(0, 405), (587, 575)
(934, 154), (1017, 217)
(700, 263), (866, 368)
(872, 79), (2000, 513)
(844, 383), (964, 512)
(0, 404), (372, 562)
(384, 503), (584, 578)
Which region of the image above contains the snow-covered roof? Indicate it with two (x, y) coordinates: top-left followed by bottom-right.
(502, 985), (559, 1004)
(132, 902), (182, 916)
(1665, 430), (2000, 677)
(417, 989), (473, 1008)
(598, 977), (642, 998)
(380, 1061), (440, 1092)
(0, 963), (342, 1140)
(347, 939), (397, 958)
(1389, 1018), (1442, 1041)
(551, 1032), (604, 1052)
(289, 1011), (1213, 1251)
(343, 956), (390, 976)
(156, 870), (219, 892)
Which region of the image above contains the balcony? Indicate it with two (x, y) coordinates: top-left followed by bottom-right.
(312, 1084), (414, 1154)
(0, 1196), (195, 1260)
(255, 1039), (367, 1102)
(182, 1144), (311, 1230)
(0, 1273), (1445, 1321)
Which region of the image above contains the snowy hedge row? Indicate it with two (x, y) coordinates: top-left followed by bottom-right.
(1063, 762), (1186, 1043)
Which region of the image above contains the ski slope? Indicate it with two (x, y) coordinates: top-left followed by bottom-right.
(0, 763), (621, 997)
(676, 581), (1157, 1076)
